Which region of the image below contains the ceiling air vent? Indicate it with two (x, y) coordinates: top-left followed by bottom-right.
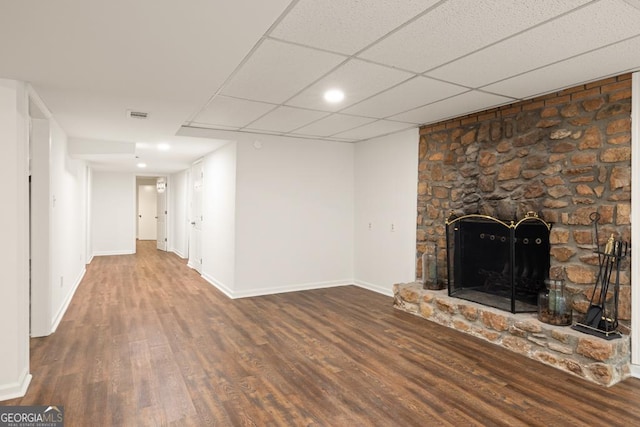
(126, 109), (149, 120)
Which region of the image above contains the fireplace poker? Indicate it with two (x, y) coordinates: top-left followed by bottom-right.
(584, 213), (614, 328)
(589, 212), (604, 292)
(585, 235), (618, 329)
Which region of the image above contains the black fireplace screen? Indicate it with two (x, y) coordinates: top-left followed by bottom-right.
(445, 213), (551, 313)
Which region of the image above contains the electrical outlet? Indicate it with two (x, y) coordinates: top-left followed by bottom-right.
(368, 222), (372, 231)
(391, 223), (395, 232)
(60, 276), (64, 288)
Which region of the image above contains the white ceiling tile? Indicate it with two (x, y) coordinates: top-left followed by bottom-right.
(484, 36), (640, 100)
(270, 0), (440, 55)
(221, 39), (347, 104)
(359, 0), (591, 73)
(0, 1), (292, 104)
(333, 120), (415, 140)
(294, 114), (376, 137)
(390, 90), (513, 125)
(342, 76), (467, 118)
(192, 96), (276, 128)
(246, 106), (329, 133)
(427, 1), (640, 87)
(286, 59), (414, 112)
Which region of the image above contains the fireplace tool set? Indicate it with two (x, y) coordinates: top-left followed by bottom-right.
(572, 212), (628, 340)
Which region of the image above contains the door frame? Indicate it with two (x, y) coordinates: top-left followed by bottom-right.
(187, 161), (203, 273)
(630, 72), (639, 372)
(156, 176), (168, 251)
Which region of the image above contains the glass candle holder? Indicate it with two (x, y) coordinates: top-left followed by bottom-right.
(538, 279), (572, 326)
(422, 250), (441, 290)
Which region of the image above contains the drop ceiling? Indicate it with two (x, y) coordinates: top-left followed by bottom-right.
(1, 0), (640, 173)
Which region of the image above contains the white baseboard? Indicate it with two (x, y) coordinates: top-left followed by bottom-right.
(86, 254), (94, 265)
(50, 267), (86, 334)
(171, 248), (187, 259)
(201, 273), (234, 298)
(0, 369), (31, 402)
(92, 249), (135, 257)
(230, 280), (352, 299)
(631, 364), (640, 379)
(354, 280), (394, 297)
(200, 274), (353, 299)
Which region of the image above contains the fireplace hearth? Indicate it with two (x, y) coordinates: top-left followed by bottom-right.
(446, 212), (551, 313)
(393, 282), (630, 386)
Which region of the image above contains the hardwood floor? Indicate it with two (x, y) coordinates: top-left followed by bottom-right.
(3, 240), (640, 426)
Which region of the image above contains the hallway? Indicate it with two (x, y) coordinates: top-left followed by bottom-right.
(3, 241), (640, 425)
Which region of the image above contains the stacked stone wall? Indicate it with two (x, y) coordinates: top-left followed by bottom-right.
(416, 74), (632, 330)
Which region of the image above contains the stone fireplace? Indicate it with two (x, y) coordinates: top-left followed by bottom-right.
(397, 74), (633, 386)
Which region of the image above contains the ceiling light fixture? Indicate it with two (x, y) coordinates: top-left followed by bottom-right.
(157, 143), (170, 151)
(324, 89), (345, 104)
(137, 162), (147, 168)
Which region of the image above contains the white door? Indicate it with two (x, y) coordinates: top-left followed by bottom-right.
(138, 184), (157, 240)
(156, 177), (167, 251)
(188, 162), (203, 273)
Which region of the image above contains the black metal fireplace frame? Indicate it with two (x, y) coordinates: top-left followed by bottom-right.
(445, 212), (552, 313)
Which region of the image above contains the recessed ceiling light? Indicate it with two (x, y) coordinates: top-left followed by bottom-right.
(137, 162), (147, 168)
(157, 143), (170, 151)
(324, 89), (345, 103)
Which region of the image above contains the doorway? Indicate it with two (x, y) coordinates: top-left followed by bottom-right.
(137, 184), (157, 240)
(136, 176), (168, 251)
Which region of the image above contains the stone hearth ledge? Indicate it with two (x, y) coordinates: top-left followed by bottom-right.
(393, 282), (630, 386)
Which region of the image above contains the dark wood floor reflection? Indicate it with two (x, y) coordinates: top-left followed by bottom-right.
(3, 241), (640, 426)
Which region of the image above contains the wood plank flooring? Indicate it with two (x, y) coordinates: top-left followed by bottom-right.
(2, 240), (640, 426)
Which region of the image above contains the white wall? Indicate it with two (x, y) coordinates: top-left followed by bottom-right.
(91, 171), (135, 255)
(30, 110), (88, 337)
(354, 128), (419, 296)
(168, 169), (189, 258)
(49, 119), (87, 331)
(233, 136), (355, 297)
(30, 117), (52, 337)
(201, 143), (237, 294)
(193, 130), (420, 299)
(0, 79), (31, 400)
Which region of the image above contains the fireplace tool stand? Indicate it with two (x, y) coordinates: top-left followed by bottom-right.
(572, 213), (628, 340)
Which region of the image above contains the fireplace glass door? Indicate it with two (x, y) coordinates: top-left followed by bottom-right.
(446, 213), (551, 313)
